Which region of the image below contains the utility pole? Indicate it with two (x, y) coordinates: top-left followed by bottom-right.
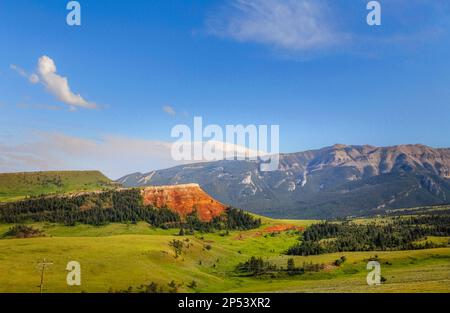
(38, 258), (53, 293)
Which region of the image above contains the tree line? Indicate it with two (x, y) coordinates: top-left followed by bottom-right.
(287, 215), (450, 256)
(0, 189), (261, 231)
(235, 256), (324, 277)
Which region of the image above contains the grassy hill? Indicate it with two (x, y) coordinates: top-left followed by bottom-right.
(0, 171), (116, 202)
(0, 217), (449, 293)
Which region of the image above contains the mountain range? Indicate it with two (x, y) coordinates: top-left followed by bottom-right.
(118, 144), (450, 219)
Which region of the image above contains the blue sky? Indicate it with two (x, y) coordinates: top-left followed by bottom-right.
(1, 0), (450, 178)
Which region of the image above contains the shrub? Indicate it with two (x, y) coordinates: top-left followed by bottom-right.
(334, 256), (347, 266)
(5, 225), (44, 238)
(187, 280), (197, 289)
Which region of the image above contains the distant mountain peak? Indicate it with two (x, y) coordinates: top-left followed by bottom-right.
(118, 144), (450, 219)
(331, 143), (348, 149)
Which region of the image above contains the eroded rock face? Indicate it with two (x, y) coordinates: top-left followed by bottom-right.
(141, 183), (226, 221)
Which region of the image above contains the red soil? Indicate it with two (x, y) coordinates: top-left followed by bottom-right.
(263, 224), (305, 233)
(234, 224), (304, 240)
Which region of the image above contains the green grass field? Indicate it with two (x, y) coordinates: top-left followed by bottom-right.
(0, 171), (116, 202)
(0, 218), (449, 293)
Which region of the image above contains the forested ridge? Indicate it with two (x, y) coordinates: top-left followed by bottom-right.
(0, 189), (260, 231)
(287, 216), (450, 256)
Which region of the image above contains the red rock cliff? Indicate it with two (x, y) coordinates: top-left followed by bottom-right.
(141, 184), (227, 222)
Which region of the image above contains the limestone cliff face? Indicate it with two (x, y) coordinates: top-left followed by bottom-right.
(141, 184), (227, 221)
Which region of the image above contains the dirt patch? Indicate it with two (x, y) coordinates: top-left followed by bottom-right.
(264, 224), (304, 233)
(323, 264), (338, 272)
(233, 224), (304, 240)
(234, 232), (263, 240)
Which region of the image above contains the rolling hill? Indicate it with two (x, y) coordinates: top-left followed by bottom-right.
(0, 168), (449, 293)
(0, 171), (116, 202)
(0, 218), (449, 293)
(118, 144), (450, 219)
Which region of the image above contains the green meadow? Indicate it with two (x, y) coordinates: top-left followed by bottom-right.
(0, 218), (449, 293)
(0, 171), (115, 202)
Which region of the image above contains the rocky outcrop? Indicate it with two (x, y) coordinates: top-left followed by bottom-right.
(141, 184), (227, 221)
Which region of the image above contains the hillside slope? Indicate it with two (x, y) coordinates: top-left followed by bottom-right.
(118, 144), (450, 219)
(0, 171), (115, 202)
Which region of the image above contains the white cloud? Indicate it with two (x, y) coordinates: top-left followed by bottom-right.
(36, 56), (97, 110)
(11, 56), (97, 110)
(29, 73), (40, 84)
(0, 132), (266, 179)
(162, 105), (176, 115)
(207, 0), (349, 53)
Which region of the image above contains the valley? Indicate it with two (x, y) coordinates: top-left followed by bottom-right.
(0, 170), (449, 293)
(0, 218), (449, 293)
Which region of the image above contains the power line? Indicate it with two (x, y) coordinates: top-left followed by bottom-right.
(38, 258), (53, 293)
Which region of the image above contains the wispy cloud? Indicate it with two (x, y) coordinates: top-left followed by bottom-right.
(16, 102), (63, 111)
(162, 105), (176, 115)
(206, 0), (349, 53)
(206, 0), (450, 57)
(10, 64), (39, 84)
(10, 55), (97, 111)
(0, 132), (173, 179)
(0, 132), (266, 179)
